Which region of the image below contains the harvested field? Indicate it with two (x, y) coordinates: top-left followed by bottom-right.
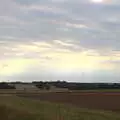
(1, 96), (120, 120)
(18, 92), (120, 112)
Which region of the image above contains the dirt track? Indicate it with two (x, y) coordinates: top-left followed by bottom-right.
(18, 92), (120, 112)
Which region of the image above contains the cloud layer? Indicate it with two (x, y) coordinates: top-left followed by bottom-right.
(0, 0), (120, 82)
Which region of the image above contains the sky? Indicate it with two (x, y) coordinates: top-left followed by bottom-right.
(0, 0), (120, 82)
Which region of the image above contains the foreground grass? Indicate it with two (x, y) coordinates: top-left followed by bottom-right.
(0, 105), (36, 120)
(0, 96), (120, 120)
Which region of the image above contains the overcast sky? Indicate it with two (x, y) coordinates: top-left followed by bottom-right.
(0, 0), (120, 82)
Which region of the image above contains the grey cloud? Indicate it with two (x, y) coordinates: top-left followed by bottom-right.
(14, 0), (41, 5)
(1, 0), (120, 82)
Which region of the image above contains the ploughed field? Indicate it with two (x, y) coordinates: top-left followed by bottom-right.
(18, 92), (120, 112)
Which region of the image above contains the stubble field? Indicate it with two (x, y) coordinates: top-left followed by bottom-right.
(0, 91), (120, 120)
(18, 91), (120, 112)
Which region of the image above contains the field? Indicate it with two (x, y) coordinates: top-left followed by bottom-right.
(0, 95), (120, 120)
(0, 90), (120, 120)
(18, 91), (120, 112)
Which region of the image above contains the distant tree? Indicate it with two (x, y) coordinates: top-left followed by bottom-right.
(0, 82), (15, 89)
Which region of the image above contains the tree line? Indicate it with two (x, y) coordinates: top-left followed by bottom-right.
(0, 81), (120, 90)
(33, 81), (120, 90)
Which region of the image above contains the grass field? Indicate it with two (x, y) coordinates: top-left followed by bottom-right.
(72, 89), (120, 92)
(0, 89), (120, 94)
(0, 95), (120, 120)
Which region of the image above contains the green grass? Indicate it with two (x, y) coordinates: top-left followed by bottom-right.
(0, 105), (36, 120)
(0, 96), (120, 120)
(72, 89), (120, 92)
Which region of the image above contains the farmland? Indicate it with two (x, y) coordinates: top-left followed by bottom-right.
(0, 89), (120, 112)
(0, 95), (120, 120)
(0, 87), (120, 120)
(18, 91), (120, 112)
